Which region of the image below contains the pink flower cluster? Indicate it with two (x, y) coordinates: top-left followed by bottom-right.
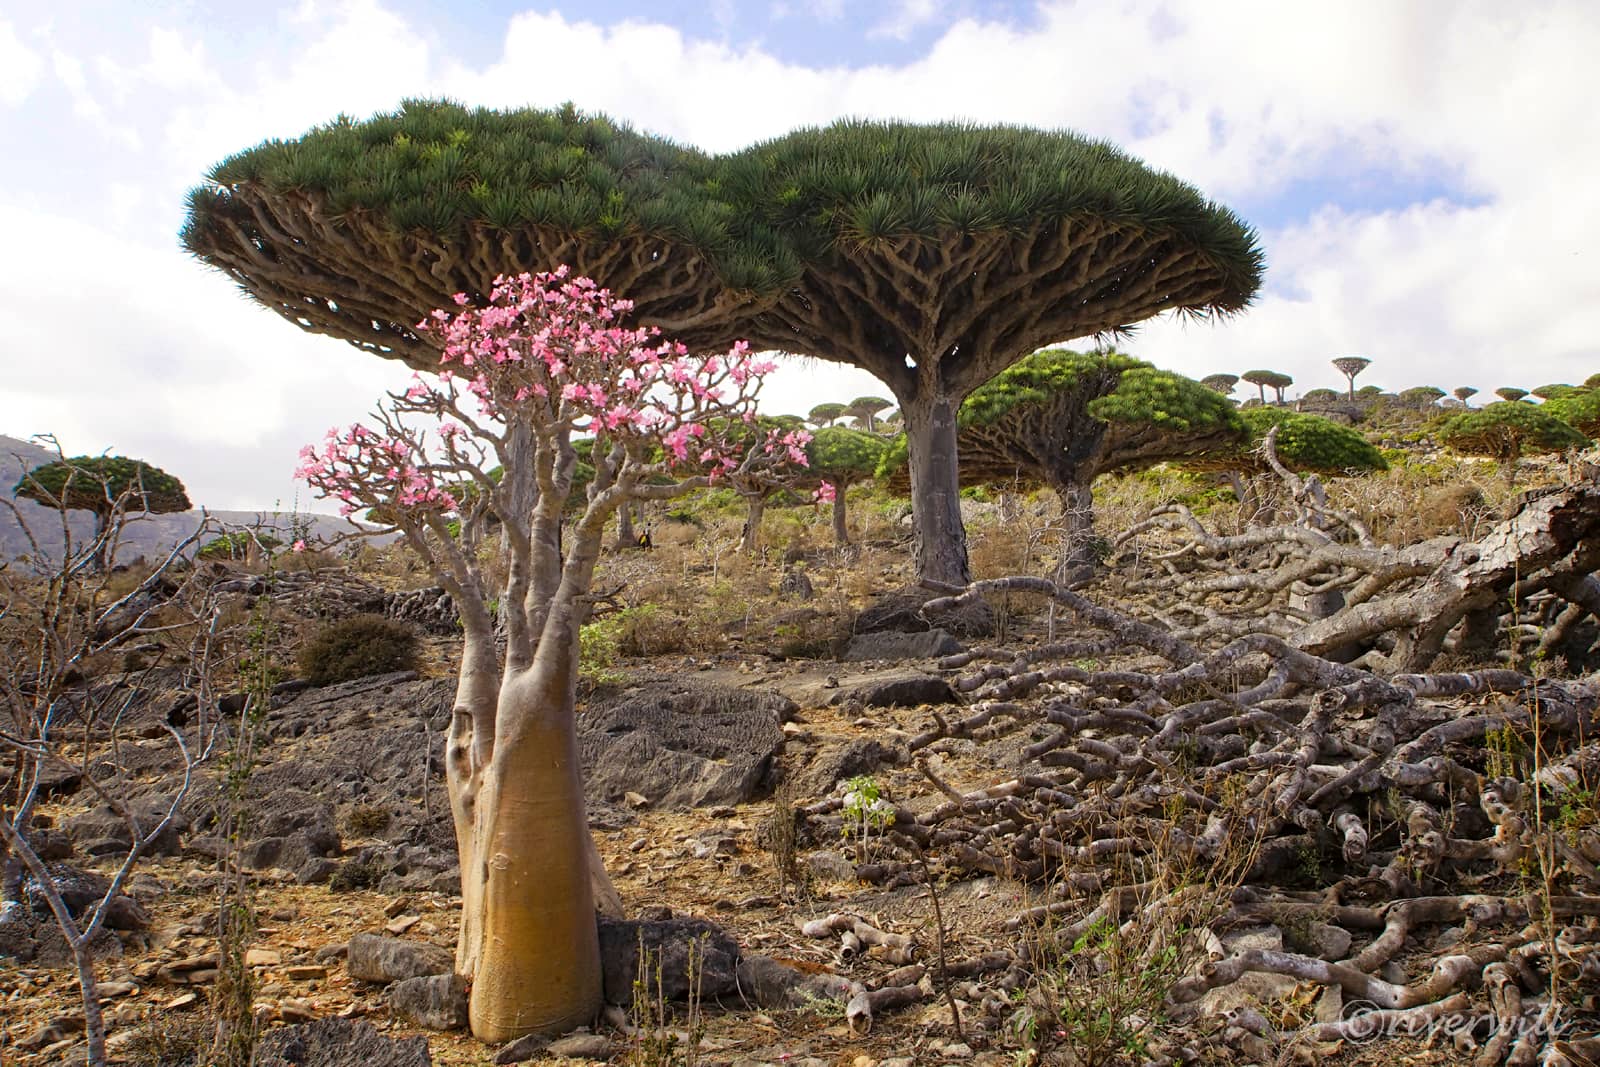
(813, 481), (837, 504)
(295, 268), (800, 526)
(294, 424), (459, 519)
(413, 268), (778, 458)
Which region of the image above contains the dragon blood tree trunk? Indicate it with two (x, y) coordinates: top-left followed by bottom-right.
(901, 392), (971, 586)
(832, 488), (849, 545)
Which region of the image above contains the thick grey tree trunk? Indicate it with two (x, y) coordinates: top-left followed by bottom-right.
(832, 490), (849, 546)
(902, 393), (971, 586)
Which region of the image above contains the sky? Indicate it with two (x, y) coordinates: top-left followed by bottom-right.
(1, 0), (1596, 510)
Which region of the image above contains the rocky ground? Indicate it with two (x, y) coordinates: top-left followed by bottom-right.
(4, 530), (1599, 1065)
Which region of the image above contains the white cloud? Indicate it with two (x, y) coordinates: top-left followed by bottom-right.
(0, 20), (44, 106)
(5, 0), (1599, 509)
(870, 0), (944, 41)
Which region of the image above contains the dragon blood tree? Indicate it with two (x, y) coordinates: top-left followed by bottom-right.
(295, 270), (799, 1041)
(879, 350), (1243, 569)
(14, 455), (191, 570)
(805, 426), (887, 545)
(1438, 401), (1588, 486)
(726, 120), (1262, 585)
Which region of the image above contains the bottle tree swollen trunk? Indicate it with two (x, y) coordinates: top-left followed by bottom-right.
(901, 393), (971, 587)
(442, 482), (623, 1042)
(739, 492), (767, 555)
(831, 487), (849, 546)
(615, 501), (635, 548)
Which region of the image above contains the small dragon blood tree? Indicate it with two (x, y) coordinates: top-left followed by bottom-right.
(295, 269), (804, 1042)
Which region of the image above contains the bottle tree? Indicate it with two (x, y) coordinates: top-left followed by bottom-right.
(1452, 385), (1479, 407)
(14, 456), (192, 570)
(720, 414), (812, 555)
(724, 121), (1261, 585)
(1201, 373), (1240, 395)
(805, 427), (887, 545)
(1331, 356), (1371, 401)
(295, 272), (802, 1040)
(880, 350), (1243, 569)
(1438, 402), (1588, 485)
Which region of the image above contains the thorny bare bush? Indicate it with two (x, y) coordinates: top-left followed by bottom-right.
(1, 447), (237, 1067)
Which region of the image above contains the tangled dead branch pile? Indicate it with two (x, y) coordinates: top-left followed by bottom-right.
(1109, 446), (1600, 673)
(796, 576), (1598, 1063)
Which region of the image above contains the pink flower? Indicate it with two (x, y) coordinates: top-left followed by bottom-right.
(813, 481), (837, 504)
(292, 539), (307, 553)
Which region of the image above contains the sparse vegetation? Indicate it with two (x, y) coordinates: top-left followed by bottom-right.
(296, 614), (421, 686)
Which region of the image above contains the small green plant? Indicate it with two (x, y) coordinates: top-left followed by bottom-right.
(1486, 724), (1528, 779)
(625, 934), (707, 1067)
(579, 617), (626, 688)
(840, 775), (894, 860)
(297, 614), (420, 686)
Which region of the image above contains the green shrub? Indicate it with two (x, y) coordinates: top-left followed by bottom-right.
(198, 531), (283, 560)
(345, 804), (392, 836)
(329, 853), (387, 892)
(297, 614), (420, 686)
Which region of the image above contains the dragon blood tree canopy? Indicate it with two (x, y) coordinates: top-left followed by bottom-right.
(180, 100), (798, 368)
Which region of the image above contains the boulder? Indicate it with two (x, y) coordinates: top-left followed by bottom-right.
(596, 915), (740, 1007)
(843, 673), (958, 708)
(788, 740), (899, 800)
(578, 683), (792, 810)
(63, 802), (184, 857)
(346, 933), (453, 984)
(255, 1018), (431, 1067)
(842, 630), (963, 662)
(387, 973), (468, 1030)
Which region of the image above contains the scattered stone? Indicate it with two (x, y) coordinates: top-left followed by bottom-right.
(1306, 921), (1353, 961)
(167, 992), (199, 1010)
(385, 915), (421, 936)
(495, 1033), (550, 1064)
(255, 1017), (432, 1067)
(346, 933), (453, 984)
(804, 850), (858, 883)
(95, 980), (137, 998)
(842, 630), (964, 663)
(842, 673), (958, 708)
(286, 964), (329, 981)
(624, 791), (651, 809)
(735, 954), (853, 1009)
(246, 948), (283, 967)
(596, 915), (740, 1007)
(578, 683), (793, 810)
(315, 944), (349, 963)
(296, 858), (340, 885)
(387, 972), (469, 1030)
(547, 1033), (613, 1058)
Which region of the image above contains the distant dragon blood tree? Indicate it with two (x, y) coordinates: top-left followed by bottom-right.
(295, 271), (800, 1041)
(805, 427), (887, 545)
(881, 350), (1243, 567)
(1439, 401), (1589, 485)
(1544, 388), (1600, 437)
(14, 456), (192, 570)
(1331, 356), (1371, 401)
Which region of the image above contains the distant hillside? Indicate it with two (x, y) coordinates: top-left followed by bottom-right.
(1, 435), (390, 564)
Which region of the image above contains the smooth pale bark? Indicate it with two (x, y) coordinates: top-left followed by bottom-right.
(832, 489), (849, 546)
(902, 394), (970, 586)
